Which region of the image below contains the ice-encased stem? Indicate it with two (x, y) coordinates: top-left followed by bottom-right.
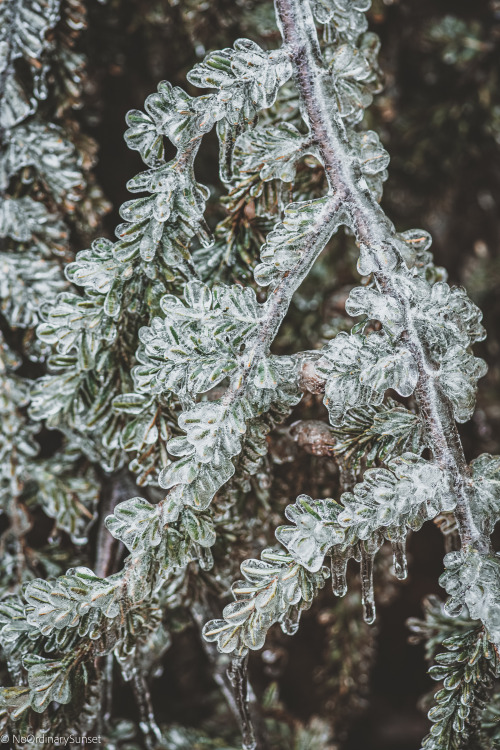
(227, 655), (257, 750)
(274, 0), (489, 557)
(130, 666), (163, 750)
(224, 193), (340, 406)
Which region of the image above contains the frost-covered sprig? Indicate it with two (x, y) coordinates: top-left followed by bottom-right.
(0, 517), (189, 725)
(0, 31), (347, 739)
(144, 196), (343, 516)
(100, 196), (344, 558)
(28, 38), (296, 481)
(204, 452), (453, 653)
(441, 549), (500, 647)
(0, 0), (106, 596)
(1, 0), (108, 328)
(326, 399), (426, 475)
(199, 4), (500, 744)
(408, 596), (500, 750)
(203, 547), (329, 657)
(274, 0), (495, 608)
(204, 448), (498, 684)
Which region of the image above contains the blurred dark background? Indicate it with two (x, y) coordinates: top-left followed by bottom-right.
(75, 1), (500, 747)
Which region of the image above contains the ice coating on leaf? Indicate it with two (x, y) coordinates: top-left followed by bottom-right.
(187, 40), (292, 118)
(411, 282), (486, 348)
(338, 453), (454, 546)
(105, 497), (168, 551)
(441, 550), (500, 647)
(326, 34), (382, 124)
(0, 252), (67, 328)
(345, 285), (404, 335)
(125, 82), (209, 166)
(310, 0), (370, 42)
(350, 129), (389, 201)
(24, 568), (121, 635)
(134, 280), (262, 398)
(66, 238), (121, 295)
(0, 120), (86, 202)
(437, 344), (487, 423)
(177, 401), (249, 464)
(470, 454), (500, 534)
(36, 292), (116, 370)
(234, 122), (310, 183)
(105, 496), (216, 552)
(26, 655), (75, 713)
(122, 162), (210, 243)
(356, 239), (399, 277)
(276, 495), (344, 572)
(187, 39), (292, 181)
(254, 197), (345, 289)
(318, 330), (417, 425)
(386, 228), (447, 283)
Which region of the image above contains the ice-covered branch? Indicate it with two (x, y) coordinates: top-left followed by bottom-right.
(275, 0), (489, 555)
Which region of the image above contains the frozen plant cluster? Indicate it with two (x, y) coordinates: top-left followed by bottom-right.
(0, 0), (500, 749)
(0, 0), (109, 617)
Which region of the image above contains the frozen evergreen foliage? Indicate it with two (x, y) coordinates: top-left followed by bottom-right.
(0, 0), (499, 748)
(408, 597), (500, 750)
(0, 0), (109, 738)
(0, 0), (107, 581)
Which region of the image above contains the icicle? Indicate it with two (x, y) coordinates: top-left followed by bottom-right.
(195, 215), (214, 248)
(391, 539), (408, 580)
(280, 606), (301, 635)
(129, 665), (163, 750)
(227, 654), (257, 750)
(331, 552), (348, 597)
(360, 547), (376, 625)
(103, 653), (114, 726)
(218, 119), (244, 183)
(197, 545), (214, 571)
